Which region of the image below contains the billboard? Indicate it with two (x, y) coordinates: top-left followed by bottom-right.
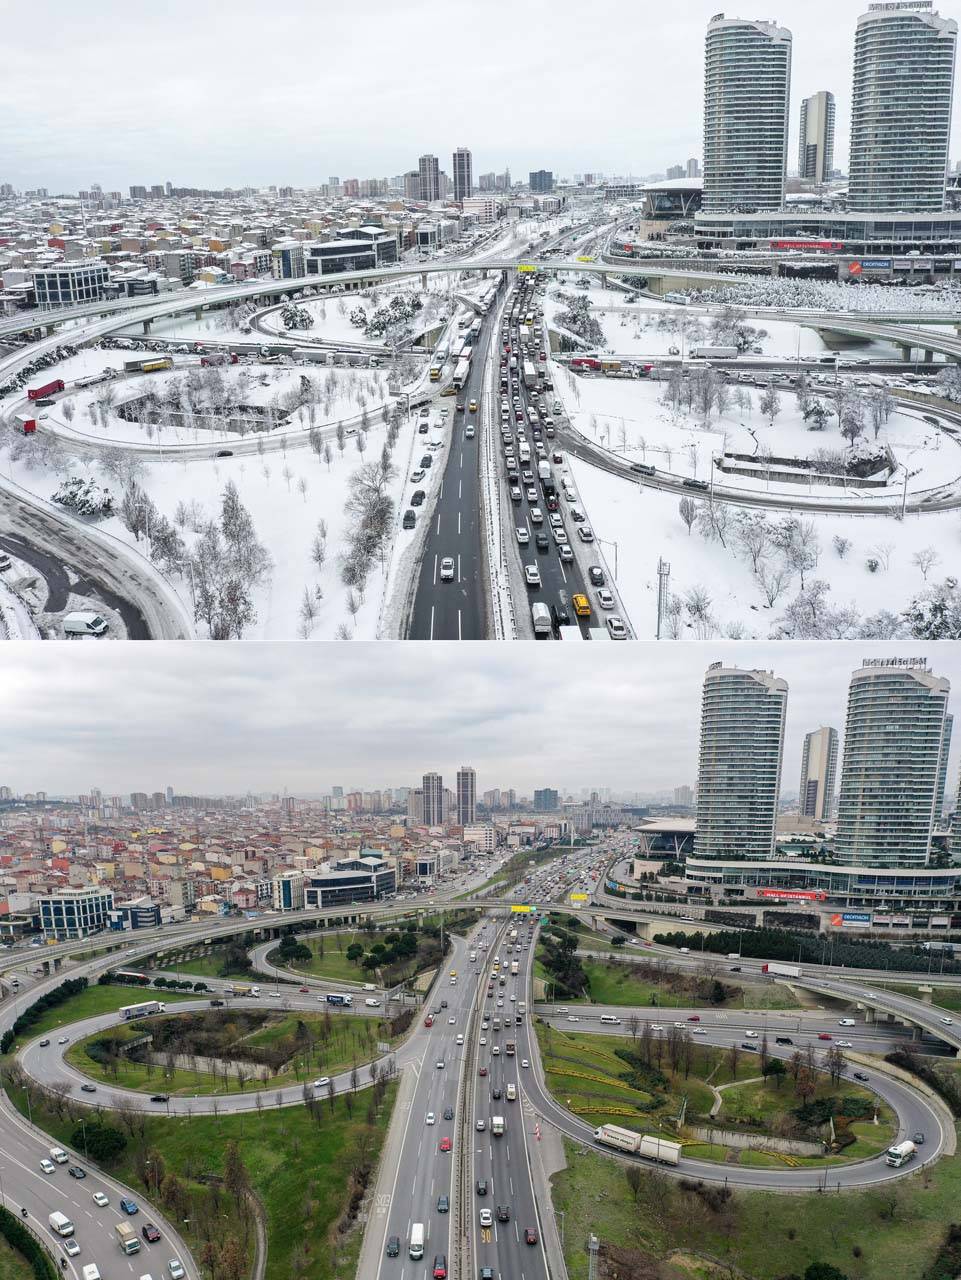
(570, 892), (588, 903)
(517, 264), (538, 274)
(757, 888), (826, 902)
(831, 911), (872, 928)
(510, 904), (533, 913)
(859, 259), (892, 270)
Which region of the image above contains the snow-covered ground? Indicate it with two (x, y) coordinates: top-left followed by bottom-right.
(567, 456), (959, 641)
(551, 363), (959, 500)
(677, 277), (961, 314)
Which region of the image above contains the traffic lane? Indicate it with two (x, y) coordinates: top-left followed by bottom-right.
(0, 530), (151, 639)
(0, 1094), (196, 1279)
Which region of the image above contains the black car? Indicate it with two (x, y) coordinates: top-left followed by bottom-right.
(437, 1194), (450, 1213)
(588, 566), (605, 586)
(535, 532), (549, 551)
(403, 510), (416, 529)
(215, 450), (233, 458)
(150, 1094), (169, 1103)
(741, 1042), (759, 1052)
(386, 1236), (400, 1258)
(411, 490), (426, 506)
(913, 1131), (925, 1144)
(420, 455), (433, 469)
(418, 423), (429, 434)
(550, 603), (570, 629)
(443, 1106), (453, 1120)
(853, 1072), (870, 1083)
(34, 398), (54, 406)
(491, 1086), (502, 1100)
(774, 1036), (793, 1046)
(81, 1083), (97, 1093)
(496, 1205), (510, 1222)
(440, 1000), (448, 1009)
(68, 1166), (86, 1179)
(476, 1179), (488, 1196)
(728, 966), (742, 972)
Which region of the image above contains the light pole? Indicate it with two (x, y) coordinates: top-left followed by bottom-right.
(900, 464), (909, 521)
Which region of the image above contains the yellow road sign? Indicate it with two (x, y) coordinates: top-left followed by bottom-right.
(576, 255), (596, 263)
(511, 904), (533, 913)
(570, 892), (588, 903)
(517, 264), (537, 273)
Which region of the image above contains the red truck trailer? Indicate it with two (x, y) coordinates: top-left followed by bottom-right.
(27, 378), (65, 400)
(14, 413), (37, 434)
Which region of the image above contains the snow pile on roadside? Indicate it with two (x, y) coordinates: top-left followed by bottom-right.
(679, 277), (961, 314)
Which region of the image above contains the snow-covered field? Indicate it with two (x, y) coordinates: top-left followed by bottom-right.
(551, 363), (959, 500)
(678, 277), (961, 315)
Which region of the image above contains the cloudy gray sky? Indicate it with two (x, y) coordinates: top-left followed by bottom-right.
(1, 643), (958, 798)
(3, 0), (959, 192)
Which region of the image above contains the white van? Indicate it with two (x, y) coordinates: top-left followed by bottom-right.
(63, 612), (108, 637)
(364, 998), (381, 1007)
(409, 1223), (425, 1260)
(600, 1015), (622, 1025)
(49, 1147), (69, 1164)
(531, 602), (552, 637)
(82, 1266), (102, 1280)
(363, 983), (377, 992)
(506, 1083), (517, 1101)
(48, 1211), (74, 1237)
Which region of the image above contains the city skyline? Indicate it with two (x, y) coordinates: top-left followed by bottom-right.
(4, 0), (961, 191)
(3, 643), (960, 797)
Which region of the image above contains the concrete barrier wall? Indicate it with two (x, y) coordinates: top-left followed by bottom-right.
(687, 1124), (823, 1157)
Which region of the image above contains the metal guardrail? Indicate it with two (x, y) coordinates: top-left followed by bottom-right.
(479, 304), (517, 641)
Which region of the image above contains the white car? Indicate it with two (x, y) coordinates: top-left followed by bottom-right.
(596, 588), (615, 610)
(691, 1026), (707, 1035)
(521, 1059), (529, 1068)
(940, 1016), (954, 1025)
(448, 1016), (456, 1024)
(92, 1192), (109, 1207)
(836, 1040), (853, 1048)
(650, 1024), (665, 1032)
(479, 1209), (493, 1227)
(63, 1240), (81, 1258)
(743, 1030), (759, 1038)
(169, 1263), (186, 1280)
(312, 1076), (331, 1089)
(566, 1015), (579, 1023)
(480, 1037), (487, 1045)
(524, 565), (541, 587)
(40, 1158), (55, 1174)
(516, 528), (530, 545)
(440, 557), (455, 582)
(838, 1019), (856, 1027)
(426, 1112), (436, 1125)
(476, 1119), (486, 1131)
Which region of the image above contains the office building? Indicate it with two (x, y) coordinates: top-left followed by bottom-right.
(270, 240), (305, 279)
(848, 3), (957, 212)
(457, 766), (477, 826)
(798, 90), (836, 184)
(418, 154), (440, 203)
(687, 157), (701, 178)
(32, 260), (111, 308)
(39, 887), (115, 940)
(529, 170), (554, 193)
(694, 664), (788, 860)
(272, 870), (305, 911)
(423, 772), (444, 826)
(702, 15), (792, 211)
(799, 726), (839, 821)
(303, 857), (396, 909)
(533, 789), (559, 812)
(453, 147), (473, 201)
(835, 659), (951, 867)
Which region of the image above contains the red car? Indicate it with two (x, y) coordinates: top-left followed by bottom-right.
(142, 1224), (161, 1243)
(424, 1016), (434, 1028)
(687, 1015), (700, 1023)
(525, 1228), (538, 1246)
(439, 1137), (452, 1153)
(818, 1033), (832, 1041)
(479, 1066), (488, 1077)
(299, 987), (310, 993)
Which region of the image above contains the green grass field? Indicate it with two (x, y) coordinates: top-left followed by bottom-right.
(551, 1126), (961, 1280)
(7, 1078), (396, 1280)
(3, 985), (197, 1052)
(562, 957), (800, 1011)
(877, 982), (961, 1012)
(66, 1009), (396, 1096)
(0, 1237), (34, 1280)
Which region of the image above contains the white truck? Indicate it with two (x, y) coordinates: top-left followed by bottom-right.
(690, 345), (739, 359)
(761, 962), (802, 979)
(537, 460), (551, 483)
(63, 611), (109, 637)
(491, 1115), (505, 1136)
(593, 1125), (682, 1165)
(48, 1211), (75, 1237)
(409, 1223), (425, 1260)
(506, 1083), (517, 1101)
(115, 1222), (141, 1255)
(885, 1140), (917, 1168)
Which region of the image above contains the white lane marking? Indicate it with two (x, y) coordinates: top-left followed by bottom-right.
(429, 606), (435, 641)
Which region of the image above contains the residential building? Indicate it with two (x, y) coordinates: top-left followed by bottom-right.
(936, 713), (954, 817)
(799, 726), (839, 821)
(702, 14), (792, 211)
(835, 659), (951, 867)
(848, 3), (957, 213)
(462, 197), (498, 224)
(463, 824), (498, 852)
(453, 147), (473, 201)
(422, 772), (444, 826)
(270, 240), (305, 279)
(272, 869), (305, 911)
(533, 789), (559, 812)
(418, 154), (440, 203)
(694, 664), (788, 860)
(798, 90), (836, 184)
(456, 766), (476, 826)
(529, 170), (553, 193)
(674, 785), (695, 808)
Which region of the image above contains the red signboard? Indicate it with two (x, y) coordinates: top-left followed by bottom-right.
(770, 240), (844, 252)
(848, 262), (863, 276)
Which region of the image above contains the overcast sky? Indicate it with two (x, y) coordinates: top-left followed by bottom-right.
(3, 1), (959, 193)
(1, 643), (958, 799)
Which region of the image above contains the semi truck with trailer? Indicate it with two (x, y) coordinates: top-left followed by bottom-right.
(761, 962), (802, 978)
(14, 413), (37, 434)
(28, 379), (64, 400)
(119, 1000), (166, 1021)
(593, 1125), (682, 1165)
(453, 356), (471, 390)
(523, 360), (538, 389)
(690, 346), (739, 360)
(885, 1140), (917, 1168)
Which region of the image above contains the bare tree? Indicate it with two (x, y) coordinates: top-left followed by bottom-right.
(678, 497), (697, 535)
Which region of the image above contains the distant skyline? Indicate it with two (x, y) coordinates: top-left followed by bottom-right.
(2, 1), (959, 191)
(1, 644), (958, 798)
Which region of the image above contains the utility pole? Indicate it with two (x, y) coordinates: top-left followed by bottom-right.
(655, 558), (671, 639)
(587, 1234), (600, 1280)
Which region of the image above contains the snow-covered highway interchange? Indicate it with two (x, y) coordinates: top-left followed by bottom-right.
(3, 219), (961, 642)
